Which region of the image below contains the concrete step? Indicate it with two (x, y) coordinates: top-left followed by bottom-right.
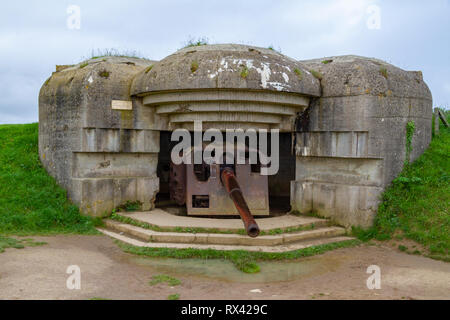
(98, 227), (354, 253)
(115, 209), (330, 233)
(103, 219), (347, 246)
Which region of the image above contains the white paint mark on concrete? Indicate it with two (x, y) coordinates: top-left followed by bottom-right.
(220, 58), (229, 70)
(255, 63), (271, 89)
(267, 81), (287, 91)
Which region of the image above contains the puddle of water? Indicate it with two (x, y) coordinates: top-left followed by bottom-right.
(130, 255), (344, 283)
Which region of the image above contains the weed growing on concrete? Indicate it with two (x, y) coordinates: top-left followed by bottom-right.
(183, 37), (209, 48)
(191, 61), (199, 73)
(310, 69), (323, 80)
(380, 67), (388, 78)
(98, 70), (110, 78)
(144, 65), (154, 74)
(294, 68), (303, 80)
(267, 45), (282, 53)
(89, 48), (147, 60)
(240, 65), (249, 79)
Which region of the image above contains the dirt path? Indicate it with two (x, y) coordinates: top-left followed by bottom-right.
(0, 235), (449, 300)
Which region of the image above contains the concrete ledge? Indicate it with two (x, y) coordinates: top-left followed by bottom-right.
(143, 90), (310, 107)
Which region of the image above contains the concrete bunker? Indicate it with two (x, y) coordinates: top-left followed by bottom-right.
(39, 44), (432, 231)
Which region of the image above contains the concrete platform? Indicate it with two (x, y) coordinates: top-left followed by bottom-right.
(100, 209), (354, 252)
(103, 219), (346, 246)
(98, 228), (354, 253)
(117, 209), (329, 232)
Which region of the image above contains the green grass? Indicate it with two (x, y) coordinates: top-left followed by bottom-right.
(380, 67), (388, 79)
(144, 65), (154, 74)
(0, 123), (101, 235)
(0, 235), (46, 253)
(149, 274), (181, 286)
(89, 48), (147, 60)
(98, 69), (110, 78)
(294, 68), (303, 80)
(353, 111), (450, 261)
(240, 65), (249, 79)
(267, 45), (282, 53)
(116, 239), (360, 273)
(167, 293), (180, 300)
(183, 37), (209, 48)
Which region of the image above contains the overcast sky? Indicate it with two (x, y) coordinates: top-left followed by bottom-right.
(1, 0), (449, 124)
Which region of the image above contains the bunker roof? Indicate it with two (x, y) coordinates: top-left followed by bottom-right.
(131, 44), (321, 97)
(301, 55), (431, 99)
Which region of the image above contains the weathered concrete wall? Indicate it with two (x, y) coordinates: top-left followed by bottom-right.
(291, 55), (432, 228)
(39, 57), (162, 216)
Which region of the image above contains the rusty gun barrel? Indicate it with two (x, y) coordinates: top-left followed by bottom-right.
(220, 167), (260, 238)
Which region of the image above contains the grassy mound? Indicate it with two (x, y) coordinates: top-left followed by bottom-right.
(0, 123), (100, 235)
(354, 111), (450, 261)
